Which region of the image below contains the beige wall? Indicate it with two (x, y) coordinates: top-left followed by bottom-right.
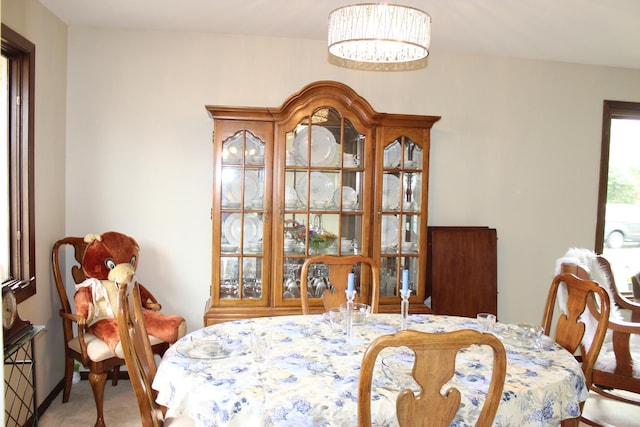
(2, 0), (68, 408)
(5, 0), (640, 407)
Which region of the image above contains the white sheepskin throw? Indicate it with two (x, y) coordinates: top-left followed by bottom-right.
(554, 248), (640, 377)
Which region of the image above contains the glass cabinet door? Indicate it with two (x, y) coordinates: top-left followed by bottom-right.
(278, 107), (371, 305)
(215, 129), (268, 304)
(379, 136), (425, 299)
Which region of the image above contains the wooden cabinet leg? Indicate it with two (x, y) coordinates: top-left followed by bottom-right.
(88, 372), (108, 427)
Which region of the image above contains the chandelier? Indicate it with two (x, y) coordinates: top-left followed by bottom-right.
(328, 3), (431, 71)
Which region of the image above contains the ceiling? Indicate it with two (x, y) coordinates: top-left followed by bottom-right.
(38, 0), (640, 70)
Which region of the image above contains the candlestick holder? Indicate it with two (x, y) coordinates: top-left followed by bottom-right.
(345, 289), (356, 345)
(400, 289), (410, 330)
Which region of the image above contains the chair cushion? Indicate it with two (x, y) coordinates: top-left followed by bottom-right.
(68, 333), (164, 362)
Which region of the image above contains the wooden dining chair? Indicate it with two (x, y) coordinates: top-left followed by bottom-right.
(358, 329), (506, 427)
(559, 256), (640, 408)
(542, 272), (611, 426)
(299, 255), (380, 314)
(52, 237), (170, 427)
(117, 282), (194, 427)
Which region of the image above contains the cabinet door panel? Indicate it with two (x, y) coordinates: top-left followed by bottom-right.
(427, 227), (498, 318)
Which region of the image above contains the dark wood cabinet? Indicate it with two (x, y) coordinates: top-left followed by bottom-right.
(426, 226), (497, 318)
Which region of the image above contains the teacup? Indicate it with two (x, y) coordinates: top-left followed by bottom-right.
(283, 238), (297, 251)
(402, 242), (416, 252)
(248, 242), (262, 252)
(312, 200), (332, 209)
(343, 153), (360, 167)
(343, 201), (358, 210)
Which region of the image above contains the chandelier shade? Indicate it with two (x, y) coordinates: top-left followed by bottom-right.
(328, 3), (431, 70)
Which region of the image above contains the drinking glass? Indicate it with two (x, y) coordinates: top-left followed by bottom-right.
(328, 308), (345, 332)
(477, 313), (496, 333)
(250, 330), (272, 363)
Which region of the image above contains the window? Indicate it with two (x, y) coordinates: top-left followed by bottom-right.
(1, 24), (36, 303)
(595, 100), (640, 291)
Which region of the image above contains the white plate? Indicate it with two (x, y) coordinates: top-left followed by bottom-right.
(176, 336), (245, 359)
(222, 132), (262, 163)
(296, 172), (335, 206)
(381, 216), (399, 248)
(333, 186), (357, 207)
(222, 171), (261, 204)
(382, 174), (401, 209)
(223, 214), (263, 246)
(293, 126), (337, 166)
(384, 141), (401, 168)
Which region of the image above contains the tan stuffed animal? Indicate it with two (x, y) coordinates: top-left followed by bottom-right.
(74, 231), (186, 354)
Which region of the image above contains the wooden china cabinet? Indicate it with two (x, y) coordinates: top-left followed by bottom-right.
(204, 81), (440, 325)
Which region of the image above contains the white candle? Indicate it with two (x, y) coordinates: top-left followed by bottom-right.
(402, 269), (409, 292)
(347, 273), (355, 293)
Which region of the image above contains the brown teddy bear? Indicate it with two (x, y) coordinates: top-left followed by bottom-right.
(74, 231), (186, 354)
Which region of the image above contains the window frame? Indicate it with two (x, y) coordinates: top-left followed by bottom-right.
(595, 100), (640, 253)
(1, 24), (36, 303)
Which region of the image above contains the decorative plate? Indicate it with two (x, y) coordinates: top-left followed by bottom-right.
(223, 213), (263, 246)
(333, 186), (357, 208)
(381, 216), (399, 248)
(382, 174), (401, 209)
(293, 126), (337, 166)
(295, 172), (335, 206)
(222, 171), (261, 205)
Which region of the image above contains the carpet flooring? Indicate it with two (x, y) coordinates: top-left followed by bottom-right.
(38, 380), (638, 426)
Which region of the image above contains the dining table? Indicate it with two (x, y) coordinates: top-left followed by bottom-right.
(152, 313), (588, 426)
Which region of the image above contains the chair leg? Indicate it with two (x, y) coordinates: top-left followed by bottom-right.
(62, 356), (74, 403)
(88, 371), (108, 427)
(111, 365), (120, 386)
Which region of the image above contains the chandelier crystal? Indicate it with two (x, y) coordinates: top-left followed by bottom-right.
(328, 3), (431, 70)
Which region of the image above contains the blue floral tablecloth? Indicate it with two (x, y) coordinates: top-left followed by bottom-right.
(153, 314), (587, 426)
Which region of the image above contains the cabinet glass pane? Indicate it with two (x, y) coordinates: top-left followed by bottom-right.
(383, 140), (402, 169)
(242, 258), (262, 299)
(402, 171), (421, 212)
(222, 131), (264, 165)
(379, 256), (418, 297)
(220, 257), (239, 299)
(382, 172), (401, 211)
(403, 138), (422, 169)
(283, 258), (304, 299)
(401, 257), (419, 295)
(307, 213), (339, 255)
(401, 214), (420, 254)
(284, 214), (306, 254)
(220, 168), (265, 209)
(381, 214), (400, 253)
(340, 214), (362, 255)
(380, 257), (398, 296)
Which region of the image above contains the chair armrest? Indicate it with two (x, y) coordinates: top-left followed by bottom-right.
(143, 302), (162, 311)
(615, 291), (640, 311)
(604, 318), (640, 377)
(59, 309), (87, 326)
(59, 308), (92, 365)
(138, 282), (162, 311)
